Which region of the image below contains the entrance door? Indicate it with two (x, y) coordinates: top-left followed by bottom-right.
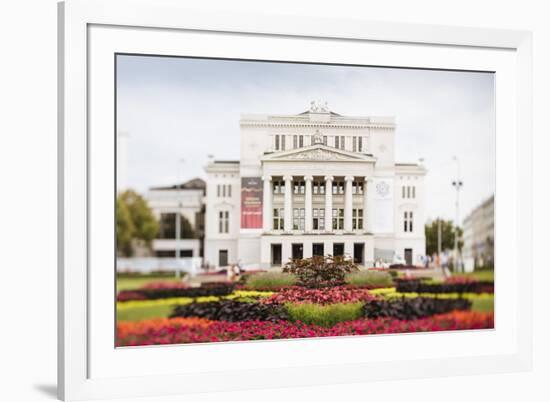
(404, 248), (413, 266)
(292, 243), (303, 260)
(354, 243), (365, 264)
(333, 243), (345, 257)
(312, 243), (324, 257)
(271, 244), (282, 266)
(218, 249), (228, 267)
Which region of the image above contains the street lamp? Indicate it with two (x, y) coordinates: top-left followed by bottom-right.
(451, 156), (463, 272)
(175, 158), (185, 279)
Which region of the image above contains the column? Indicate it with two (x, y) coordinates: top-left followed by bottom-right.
(324, 175), (333, 231)
(304, 175), (313, 232)
(344, 176), (354, 232)
(283, 175), (293, 232)
(365, 178), (374, 233)
(262, 175), (272, 231)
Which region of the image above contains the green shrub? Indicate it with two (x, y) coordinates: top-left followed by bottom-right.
(285, 302), (364, 327)
(345, 271), (393, 288)
(283, 255), (358, 288)
(245, 272), (298, 290)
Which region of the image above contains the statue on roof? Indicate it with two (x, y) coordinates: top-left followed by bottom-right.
(310, 100), (330, 113)
(312, 129), (324, 144)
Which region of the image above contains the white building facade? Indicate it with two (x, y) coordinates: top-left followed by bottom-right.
(204, 102), (427, 268)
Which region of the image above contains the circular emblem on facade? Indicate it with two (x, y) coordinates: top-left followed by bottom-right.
(376, 181), (390, 197)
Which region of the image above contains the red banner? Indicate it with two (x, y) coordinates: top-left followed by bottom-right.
(241, 177), (263, 229)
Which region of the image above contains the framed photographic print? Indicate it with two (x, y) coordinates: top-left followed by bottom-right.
(58, 0), (533, 400)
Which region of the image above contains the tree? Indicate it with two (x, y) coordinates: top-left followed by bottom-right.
(117, 190), (159, 255)
(178, 215), (196, 239)
(116, 198), (135, 257)
(425, 218), (463, 256)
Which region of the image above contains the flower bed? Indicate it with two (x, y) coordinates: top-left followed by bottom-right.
(117, 282), (236, 301)
(116, 311), (494, 346)
(363, 297), (472, 320)
(261, 286), (377, 305)
(170, 300), (290, 322)
(395, 279), (494, 294)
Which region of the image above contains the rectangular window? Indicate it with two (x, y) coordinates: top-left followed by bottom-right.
(353, 136), (357, 152)
(273, 208), (284, 230)
(217, 185), (220, 197)
(159, 213), (176, 239)
(281, 135), (286, 150)
(412, 186), (416, 198)
(403, 211), (408, 232)
(332, 181), (344, 195)
(407, 186), (410, 198)
(352, 181), (364, 195)
(335, 136), (339, 149)
(312, 208), (325, 230)
(217, 211), (229, 233)
(227, 184), (231, 197)
(222, 185), (226, 197)
(402, 186), (406, 198)
(293, 208), (305, 230)
(323, 136), (327, 145)
(275, 135), (280, 150)
(293, 181), (305, 194)
(403, 211), (413, 233)
(299, 135), (304, 147)
(358, 136), (363, 152)
(340, 136), (345, 149)
(409, 211), (413, 232)
(313, 181), (325, 195)
(332, 208), (344, 230)
(293, 135), (297, 148)
(352, 208), (363, 230)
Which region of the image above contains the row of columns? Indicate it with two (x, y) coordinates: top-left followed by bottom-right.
(262, 175), (374, 233)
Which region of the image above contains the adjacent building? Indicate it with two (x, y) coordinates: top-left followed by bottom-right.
(462, 195), (495, 268)
(203, 102), (427, 268)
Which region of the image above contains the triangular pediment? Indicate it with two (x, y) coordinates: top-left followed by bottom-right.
(262, 144), (376, 163)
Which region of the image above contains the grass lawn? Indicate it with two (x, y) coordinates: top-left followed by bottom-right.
(116, 276), (183, 292)
(471, 296), (494, 313)
(117, 304), (173, 321)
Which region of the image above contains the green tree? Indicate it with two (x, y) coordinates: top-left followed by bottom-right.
(424, 218), (463, 256)
(118, 190), (159, 254)
(116, 198), (135, 257)
(178, 215), (196, 239)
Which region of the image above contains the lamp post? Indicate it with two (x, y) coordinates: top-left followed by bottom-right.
(175, 158), (185, 279)
(451, 156), (463, 272)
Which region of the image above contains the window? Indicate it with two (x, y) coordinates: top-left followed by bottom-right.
(159, 213), (176, 239)
(313, 181), (325, 195)
(281, 135), (286, 150)
(273, 208), (284, 230)
(299, 135), (304, 147)
(335, 136), (339, 149)
(227, 184), (231, 197)
(358, 136), (363, 152)
(219, 211), (229, 233)
(403, 211), (413, 233)
(352, 208), (364, 230)
(275, 135), (280, 150)
(293, 181), (305, 195)
(217, 185), (221, 197)
(353, 136), (357, 152)
(323, 136), (327, 145)
(293, 208), (305, 230)
(332, 181), (345, 195)
(352, 181), (364, 194)
(313, 208), (325, 230)
(273, 180), (285, 194)
(293, 135), (297, 148)
(412, 186), (416, 198)
(340, 136), (345, 149)
(332, 208), (344, 230)
(402, 186), (406, 198)
(406, 186), (410, 198)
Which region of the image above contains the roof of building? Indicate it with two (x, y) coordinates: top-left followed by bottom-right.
(150, 177), (206, 191)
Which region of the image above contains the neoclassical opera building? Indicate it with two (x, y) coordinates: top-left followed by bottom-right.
(202, 102), (427, 269)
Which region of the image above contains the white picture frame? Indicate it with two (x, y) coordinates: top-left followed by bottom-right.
(58, 0), (533, 400)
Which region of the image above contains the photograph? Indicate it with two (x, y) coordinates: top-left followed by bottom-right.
(114, 55), (495, 347)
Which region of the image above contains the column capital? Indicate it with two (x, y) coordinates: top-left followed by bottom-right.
(283, 175), (294, 182)
(345, 175), (355, 182)
(304, 175), (314, 182)
(262, 175), (272, 182)
(324, 175), (334, 182)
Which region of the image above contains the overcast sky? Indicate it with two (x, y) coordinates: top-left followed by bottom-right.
(116, 55), (495, 223)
